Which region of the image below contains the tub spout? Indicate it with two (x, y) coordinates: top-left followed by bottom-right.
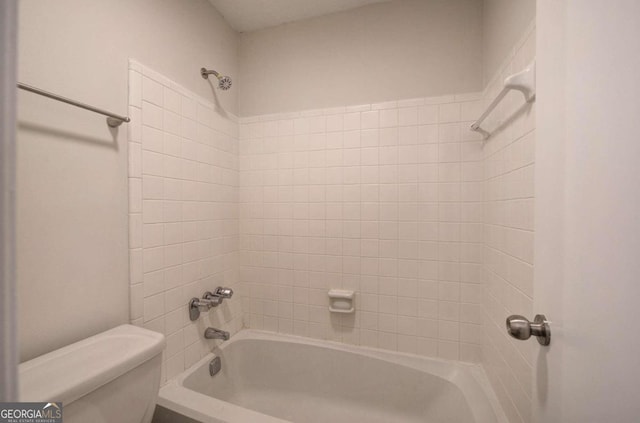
(204, 327), (230, 341)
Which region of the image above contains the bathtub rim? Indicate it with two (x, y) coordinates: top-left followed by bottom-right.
(158, 329), (508, 423)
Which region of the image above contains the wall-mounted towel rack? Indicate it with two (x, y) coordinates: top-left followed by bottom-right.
(17, 83), (130, 128)
(470, 61), (536, 140)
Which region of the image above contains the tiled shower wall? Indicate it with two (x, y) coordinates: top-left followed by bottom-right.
(481, 24), (536, 423)
(238, 95), (486, 362)
(127, 61), (242, 383)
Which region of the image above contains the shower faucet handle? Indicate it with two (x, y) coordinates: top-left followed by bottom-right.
(202, 293), (223, 307)
(204, 287), (233, 301)
(189, 297), (219, 321)
(213, 287), (233, 299)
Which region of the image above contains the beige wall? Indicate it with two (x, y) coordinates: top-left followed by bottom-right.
(238, 0), (483, 116)
(482, 0), (536, 84)
(17, 0), (238, 361)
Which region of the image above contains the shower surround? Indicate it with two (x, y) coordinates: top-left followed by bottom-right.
(127, 58), (490, 378)
(238, 94), (485, 362)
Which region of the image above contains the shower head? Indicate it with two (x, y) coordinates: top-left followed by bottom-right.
(217, 75), (232, 91)
(201, 67), (233, 90)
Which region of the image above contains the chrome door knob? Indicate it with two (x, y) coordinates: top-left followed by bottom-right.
(506, 314), (550, 346)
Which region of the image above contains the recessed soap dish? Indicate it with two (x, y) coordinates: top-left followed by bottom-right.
(328, 289), (355, 313)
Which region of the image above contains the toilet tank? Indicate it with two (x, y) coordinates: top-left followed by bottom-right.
(19, 325), (165, 423)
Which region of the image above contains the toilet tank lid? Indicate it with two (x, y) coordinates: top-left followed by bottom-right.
(19, 324), (165, 404)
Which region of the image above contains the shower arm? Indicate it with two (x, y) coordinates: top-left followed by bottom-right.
(201, 68), (220, 79)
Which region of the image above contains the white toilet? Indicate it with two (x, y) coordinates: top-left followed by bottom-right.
(19, 324), (165, 423)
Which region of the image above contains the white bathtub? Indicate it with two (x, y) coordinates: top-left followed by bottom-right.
(158, 330), (507, 423)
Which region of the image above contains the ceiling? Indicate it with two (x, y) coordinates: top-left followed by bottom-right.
(209, 0), (393, 33)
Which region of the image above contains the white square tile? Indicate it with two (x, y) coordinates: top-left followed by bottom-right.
(128, 107), (142, 143)
(142, 125), (163, 153)
(143, 293), (165, 322)
(130, 249), (143, 284)
(129, 71), (142, 108)
(143, 269), (164, 297)
(142, 102), (163, 130)
(361, 111), (379, 129)
(142, 76), (163, 106)
(129, 213), (142, 249)
(130, 284), (143, 320)
(399, 107), (418, 126)
(129, 178), (142, 213)
(418, 105), (438, 125)
(181, 95), (197, 120)
(164, 110), (181, 136)
(380, 109), (398, 128)
(164, 88), (181, 114)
